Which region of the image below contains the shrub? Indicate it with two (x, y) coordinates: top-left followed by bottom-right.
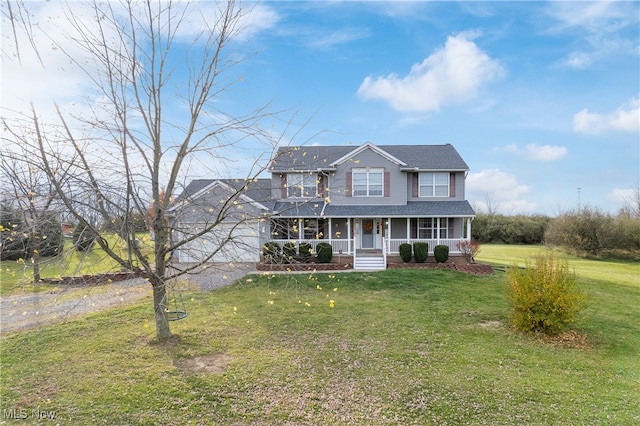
(298, 242), (312, 261)
(399, 243), (412, 263)
(413, 242), (428, 263)
(506, 254), (587, 335)
(1, 207), (64, 260)
(262, 241), (281, 263)
(457, 240), (480, 263)
(434, 245), (449, 263)
(73, 221), (97, 252)
(37, 212), (64, 257)
(316, 242), (333, 263)
(283, 242), (296, 263)
(1, 207), (28, 260)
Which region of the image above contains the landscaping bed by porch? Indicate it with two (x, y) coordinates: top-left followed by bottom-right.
(257, 259), (353, 272)
(257, 255), (493, 274)
(387, 260), (494, 275)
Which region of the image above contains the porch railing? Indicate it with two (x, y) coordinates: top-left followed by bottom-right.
(266, 238), (467, 255)
(387, 238), (465, 254)
(268, 239), (351, 255)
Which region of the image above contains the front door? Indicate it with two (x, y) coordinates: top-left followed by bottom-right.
(360, 218), (382, 249)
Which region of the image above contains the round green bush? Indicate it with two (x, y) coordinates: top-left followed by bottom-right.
(413, 242), (428, 263)
(298, 242), (312, 261)
(38, 213), (64, 257)
(399, 243), (412, 262)
(434, 245), (449, 263)
(73, 221), (97, 252)
(283, 242), (296, 263)
(262, 241), (281, 263)
(316, 242), (333, 263)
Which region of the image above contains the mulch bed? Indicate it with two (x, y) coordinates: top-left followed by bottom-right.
(257, 262), (352, 272)
(257, 260), (494, 275)
(387, 262), (494, 275)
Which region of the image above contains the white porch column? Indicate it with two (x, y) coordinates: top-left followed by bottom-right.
(387, 217), (391, 254)
(467, 217), (472, 240)
(406, 218), (410, 243)
(347, 218), (352, 253)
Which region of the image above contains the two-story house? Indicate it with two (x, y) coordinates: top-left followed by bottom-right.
(170, 142), (475, 269)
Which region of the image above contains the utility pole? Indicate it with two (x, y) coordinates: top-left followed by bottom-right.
(577, 187), (581, 211)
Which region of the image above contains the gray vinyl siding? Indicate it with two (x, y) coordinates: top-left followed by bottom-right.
(390, 218), (408, 238)
(329, 147), (407, 205)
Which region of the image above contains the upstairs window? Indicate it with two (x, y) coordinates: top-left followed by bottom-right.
(286, 173), (317, 198)
(419, 172), (449, 197)
(352, 168), (383, 197)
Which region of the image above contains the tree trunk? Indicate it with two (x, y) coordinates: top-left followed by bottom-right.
(151, 280), (172, 340)
(33, 253), (41, 283)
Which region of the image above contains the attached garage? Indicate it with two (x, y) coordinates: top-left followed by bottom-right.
(175, 221), (261, 263)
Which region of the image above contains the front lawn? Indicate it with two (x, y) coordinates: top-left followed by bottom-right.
(1, 265), (638, 424)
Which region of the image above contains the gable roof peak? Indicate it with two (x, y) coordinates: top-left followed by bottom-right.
(330, 141), (407, 167)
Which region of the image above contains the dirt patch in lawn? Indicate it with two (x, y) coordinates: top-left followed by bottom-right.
(175, 353), (233, 374)
(478, 320), (502, 328)
(541, 330), (592, 349)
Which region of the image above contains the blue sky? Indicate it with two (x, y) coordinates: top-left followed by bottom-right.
(231, 1), (639, 215)
(3, 1), (639, 216)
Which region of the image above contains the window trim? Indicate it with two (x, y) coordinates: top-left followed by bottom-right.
(417, 217), (449, 239)
(352, 168), (384, 197)
(286, 173), (317, 198)
(418, 172), (450, 197)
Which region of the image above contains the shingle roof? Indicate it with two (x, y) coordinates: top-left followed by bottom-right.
(273, 201), (475, 217)
(172, 178), (274, 207)
(269, 143), (469, 171)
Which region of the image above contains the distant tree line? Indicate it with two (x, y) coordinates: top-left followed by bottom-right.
(472, 214), (550, 245)
(545, 207), (640, 258)
(472, 204), (640, 259)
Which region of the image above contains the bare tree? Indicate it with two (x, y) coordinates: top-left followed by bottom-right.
(0, 146), (72, 282)
(2, 0), (298, 340)
(620, 183), (640, 218)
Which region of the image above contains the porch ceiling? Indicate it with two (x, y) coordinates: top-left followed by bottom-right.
(272, 201), (475, 218)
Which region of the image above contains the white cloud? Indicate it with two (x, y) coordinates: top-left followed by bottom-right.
(546, 1), (639, 69)
(546, 1), (637, 33)
(1, 2), (279, 119)
(504, 144), (567, 162)
(307, 28), (370, 50)
(357, 31), (504, 112)
(573, 98), (640, 134)
(608, 188), (636, 203)
(1, 1), (280, 186)
(467, 169), (537, 214)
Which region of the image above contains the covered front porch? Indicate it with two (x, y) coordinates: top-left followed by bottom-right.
(266, 200), (475, 269)
(267, 216), (473, 270)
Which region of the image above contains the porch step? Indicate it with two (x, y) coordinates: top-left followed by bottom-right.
(353, 256), (386, 270)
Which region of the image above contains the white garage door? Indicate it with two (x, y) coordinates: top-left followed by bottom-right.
(177, 222), (259, 263)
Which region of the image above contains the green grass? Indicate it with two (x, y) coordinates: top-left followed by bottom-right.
(0, 233), (154, 295)
(477, 243), (639, 288)
(1, 256), (639, 424)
